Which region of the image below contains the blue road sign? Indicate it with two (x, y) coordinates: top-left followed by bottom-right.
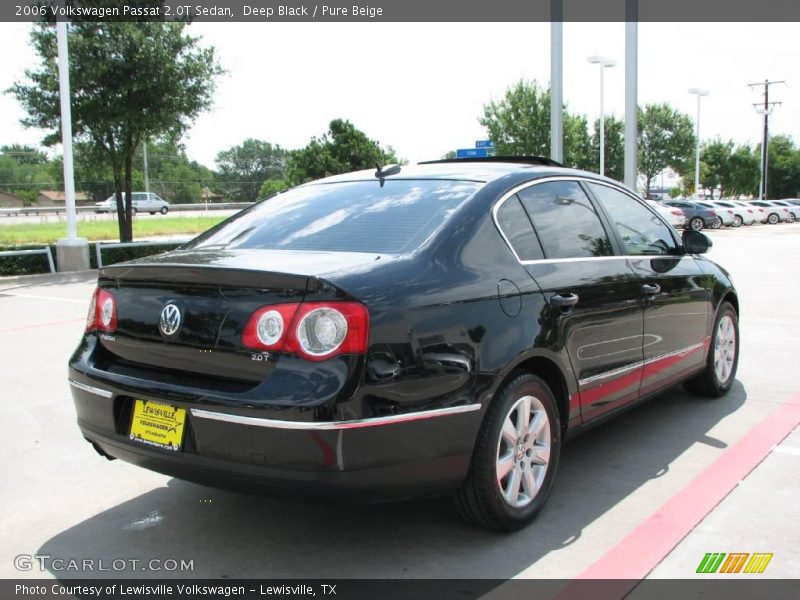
(475, 140), (495, 148)
(456, 148), (489, 158)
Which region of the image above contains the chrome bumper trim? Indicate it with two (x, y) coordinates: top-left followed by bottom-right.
(190, 404), (482, 431)
(69, 379), (113, 398)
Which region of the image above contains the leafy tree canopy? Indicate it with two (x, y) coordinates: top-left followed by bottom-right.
(287, 119), (398, 185)
(214, 139), (287, 202)
(9, 21), (221, 241)
(637, 103), (696, 196)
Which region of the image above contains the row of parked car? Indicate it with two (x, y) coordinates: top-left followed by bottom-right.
(648, 198), (800, 231)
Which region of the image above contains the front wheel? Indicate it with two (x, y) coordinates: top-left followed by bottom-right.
(689, 217), (704, 231)
(684, 302), (739, 397)
(454, 373), (561, 531)
(160, 206), (168, 215)
(787, 213), (796, 223)
(732, 215), (743, 228)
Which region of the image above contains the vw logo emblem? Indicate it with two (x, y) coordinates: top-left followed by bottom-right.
(159, 303), (182, 336)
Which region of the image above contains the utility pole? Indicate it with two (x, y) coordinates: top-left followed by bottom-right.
(143, 141), (150, 194)
(748, 79), (784, 199)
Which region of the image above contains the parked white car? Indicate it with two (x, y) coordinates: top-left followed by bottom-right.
(94, 192), (170, 215)
(695, 201), (735, 227)
(748, 200), (791, 224)
(769, 200), (800, 222)
(708, 201), (756, 227)
(646, 200), (686, 229)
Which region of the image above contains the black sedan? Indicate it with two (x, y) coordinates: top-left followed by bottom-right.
(69, 158), (739, 531)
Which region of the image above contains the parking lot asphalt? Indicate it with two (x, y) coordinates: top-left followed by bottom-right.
(0, 224), (798, 581)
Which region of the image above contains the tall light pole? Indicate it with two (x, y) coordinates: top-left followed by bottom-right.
(55, 20), (89, 271)
(688, 88), (709, 199)
(588, 56), (616, 177)
(550, 0), (563, 164)
(749, 79), (784, 199)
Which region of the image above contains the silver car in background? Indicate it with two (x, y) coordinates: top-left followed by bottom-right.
(94, 192), (170, 215)
(769, 200), (800, 222)
(695, 201), (735, 227)
(646, 200), (686, 229)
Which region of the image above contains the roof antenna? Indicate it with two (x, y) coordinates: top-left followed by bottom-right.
(374, 163), (401, 187)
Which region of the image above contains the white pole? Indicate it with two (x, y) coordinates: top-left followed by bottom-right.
(550, 8), (564, 163)
(143, 141), (150, 194)
(599, 66), (606, 176)
(694, 93), (701, 198)
(56, 21), (77, 240)
(624, 18), (638, 190)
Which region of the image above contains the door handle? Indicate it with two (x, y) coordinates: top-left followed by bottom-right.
(641, 283), (661, 296)
(551, 293), (579, 308)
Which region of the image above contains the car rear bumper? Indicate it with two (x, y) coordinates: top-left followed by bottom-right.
(69, 374), (483, 502)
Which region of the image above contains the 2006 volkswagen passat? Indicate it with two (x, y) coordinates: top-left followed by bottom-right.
(69, 158), (739, 531)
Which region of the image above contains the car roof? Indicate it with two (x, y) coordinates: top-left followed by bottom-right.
(309, 159), (601, 186)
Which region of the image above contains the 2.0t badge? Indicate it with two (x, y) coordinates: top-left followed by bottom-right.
(159, 303), (182, 336)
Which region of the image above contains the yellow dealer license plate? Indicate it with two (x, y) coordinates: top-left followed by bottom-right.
(129, 400), (186, 451)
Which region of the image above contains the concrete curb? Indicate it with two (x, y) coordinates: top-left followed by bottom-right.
(0, 269), (97, 289)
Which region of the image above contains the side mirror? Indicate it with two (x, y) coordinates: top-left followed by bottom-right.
(682, 230), (712, 254)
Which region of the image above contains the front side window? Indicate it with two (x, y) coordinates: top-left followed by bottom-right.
(516, 181), (612, 259)
(589, 183), (678, 256)
(188, 179), (480, 255)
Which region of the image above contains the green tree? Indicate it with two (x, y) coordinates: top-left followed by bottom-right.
(287, 119), (398, 185)
(589, 115), (625, 181)
(10, 21), (221, 241)
(0, 144), (47, 165)
(727, 145), (760, 197)
(637, 103), (696, 197)
(0, 145), (59, 204)
(214, 139), (287, 202)
(258, 178), (290, 199)
(766, 135), (800, 199)
(699, 139), (733, 197)
(479, 79), (591, 168)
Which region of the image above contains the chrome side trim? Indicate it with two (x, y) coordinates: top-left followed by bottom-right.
(577, 342), (706, 387)
(491, 175), (678, 264)
(190, 404), (482, 431)
(69, 379), (113, 398)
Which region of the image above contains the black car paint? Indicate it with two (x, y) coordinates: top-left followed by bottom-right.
(69, 163), (737, 501)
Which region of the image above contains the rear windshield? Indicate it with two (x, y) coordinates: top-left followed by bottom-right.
(188, 179), (480, 254)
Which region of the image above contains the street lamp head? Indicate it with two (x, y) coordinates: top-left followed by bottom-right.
(603, 59), (616, 68)
(587, 55), (605, 64)
(755, 106), (773, 115)
(688, 88), (710, 96)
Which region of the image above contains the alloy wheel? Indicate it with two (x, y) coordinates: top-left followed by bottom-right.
(768, 213), (779, 224)
(714, 315), (736, 386)
(496, 395), (551, 509)
(690, 217), (704, 231)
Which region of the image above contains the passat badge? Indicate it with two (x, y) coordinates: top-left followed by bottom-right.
(159, 304), (182, 336)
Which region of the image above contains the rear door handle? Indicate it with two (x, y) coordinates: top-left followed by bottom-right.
(641, 283), (661, 295)
(551, 293), (579, 308)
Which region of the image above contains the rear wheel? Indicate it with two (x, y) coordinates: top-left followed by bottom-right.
(684, 302), (738, 397)
(454, 373), (561, 531)
(767, 213), (779, 224)
(732, 215), (743, 227)
(710, 217), (723, 229)
(689, 217), (704, 231)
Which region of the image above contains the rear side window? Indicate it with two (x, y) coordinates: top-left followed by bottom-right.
(132, 193), (148, 202)
(495, 196), (544, 261)
(589, 183), (678, 256)
(517, 181), (612, 259)
(188, 180), (480, 254)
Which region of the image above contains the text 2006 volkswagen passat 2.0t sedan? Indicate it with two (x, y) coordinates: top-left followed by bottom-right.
(69, 158), (739, 531)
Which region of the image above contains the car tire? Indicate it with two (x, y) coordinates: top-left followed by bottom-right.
(710, 217), (723, 229)
(787, 214), (796, 223)
(131, 207), (137, 215)
(160, 207), (168, 215)
(732, 215), (743, 227)
(689, 217), (704, 231)
(454, 372), (561, 531)
(767, 213), (779, 224)
(684, 302), (739, 398)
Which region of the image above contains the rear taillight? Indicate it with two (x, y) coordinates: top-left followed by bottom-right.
(243, 302), (369, 361)
(709, 210), (717, 216)
(671, 210), (682, 216)
(86, 288), (117, 332)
